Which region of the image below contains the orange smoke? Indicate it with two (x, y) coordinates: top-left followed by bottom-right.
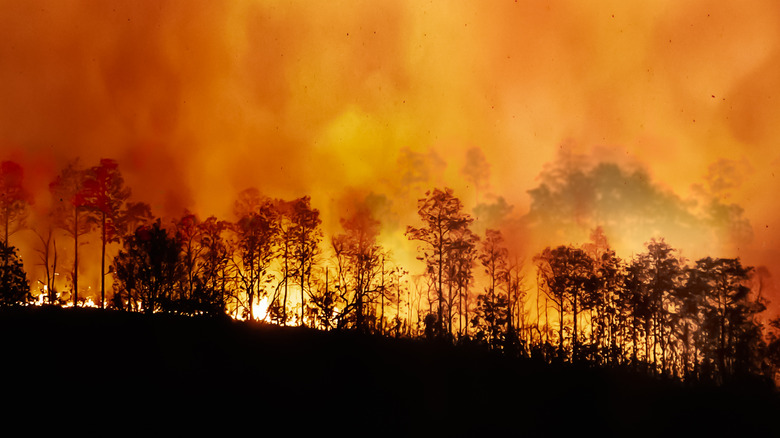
(0, 1), (778, 309)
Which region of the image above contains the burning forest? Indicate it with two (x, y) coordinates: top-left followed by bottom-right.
(1, 1), (780, 431)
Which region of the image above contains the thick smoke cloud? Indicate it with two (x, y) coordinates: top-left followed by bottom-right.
(525, 152), (753, 258)
(1, 1), (778, 309)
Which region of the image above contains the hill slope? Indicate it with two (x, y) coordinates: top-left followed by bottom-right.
(0, 307), (777, 436)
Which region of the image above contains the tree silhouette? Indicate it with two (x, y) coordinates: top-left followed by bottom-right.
(331, 205), (384, 332)
(81, 159), (131, 309)
(112, 220), (181, 313)
(632, 239), (683, 373)
(169, 212), (229, 316)
(406, 188), (474, 339)
(587, 235), (627, 365)
(506, 257), (528, 353)
(0, 161), (32, 249)
(0, 240), (30, 307)
(765, 318), (780, 383)
(49, 160), (93, 306)
(690, 257), (763, 381)
(307, 266), (338, 330)
(34, 229), (59, 304)
(230, 190), (278, 321)
(272, 199), (296, 325)
(192, 216), (231, 315)
(535, 245), (594, 361)
(174, 212), (202, 305)
(445, 225), (478, 338)
(472, 229), (509, 348)
(289, 197), (322, 327)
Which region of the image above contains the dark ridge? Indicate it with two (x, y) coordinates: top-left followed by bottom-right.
(1, 306), (777, 436)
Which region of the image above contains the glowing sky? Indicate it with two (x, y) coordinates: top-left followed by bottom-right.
(1, 1), (778, 306)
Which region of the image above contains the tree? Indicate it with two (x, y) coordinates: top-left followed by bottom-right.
(690, 257), (764, 381)
(289, 197), (322, 327)
(678, 263), (709, 380)
(34, 228), (59, 304)
(633, 239), (684, 373)
(534, 245), (594, 361)
(0, 240), (30, 307)
(174, 212), (203, 304)
(765, 318), (780, 383)
(169, 212), (230, 316)
(472, 229), (509, 348)
(446, 226), (478, 338)
(112, 220), (182, 313)
(81, 159), (131, 308)
(49, 160), (93, 306)
(583, 227), (625, 365)
(331, 205), (384, 332)
(406, 188), (474, 339)
(307, 266), (338, 330)
(0, 161), (32, 249)
(506, 257), (529, 352)
(230, 190), (278, 321)
(192, 216), (231, 316)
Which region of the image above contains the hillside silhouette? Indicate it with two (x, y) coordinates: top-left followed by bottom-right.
(1, 306), (777, 436)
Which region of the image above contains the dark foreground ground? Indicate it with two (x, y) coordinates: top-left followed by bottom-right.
(1, 307), (777, 436)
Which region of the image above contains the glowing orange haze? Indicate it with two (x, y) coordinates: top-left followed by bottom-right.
(0, 1), (778, 311)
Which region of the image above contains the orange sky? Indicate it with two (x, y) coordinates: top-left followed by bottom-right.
(1, 1), (779, 307)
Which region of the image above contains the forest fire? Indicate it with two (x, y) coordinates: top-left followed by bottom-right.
(1, 1), (780, 388)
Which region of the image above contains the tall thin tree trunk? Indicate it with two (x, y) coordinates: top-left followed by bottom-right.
(464, 282), (470, 338)
(4, 206), (9, 247)
(3, 207), (9, 267)
(559, 301), (565, 360)
(572, 292), (578, 362)
(381, 258), (385, 335)
(544, 295), (550, 346)
(283, 239), (288, 326)
(458, 284), (463, 338)
(74, 207), (79, 307)
(300, 245), (305, 328)
(447, 279), (453, 337)
(437, 220), (444, 335)
(101, 211), (106, 309)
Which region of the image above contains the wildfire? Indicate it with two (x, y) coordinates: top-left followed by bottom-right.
(0, 1), (777, 322)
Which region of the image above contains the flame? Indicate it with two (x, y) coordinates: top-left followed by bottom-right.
(250, 296), (270, 322)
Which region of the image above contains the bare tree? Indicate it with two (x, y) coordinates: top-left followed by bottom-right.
(34, 228), (59, 304)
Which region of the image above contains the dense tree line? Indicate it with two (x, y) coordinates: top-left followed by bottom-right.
(1, 157), (779, 387)
(533, 230), (768, 384)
